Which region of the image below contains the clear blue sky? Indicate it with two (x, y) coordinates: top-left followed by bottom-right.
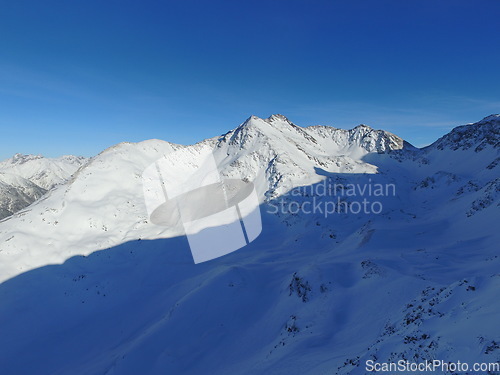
(1, 0), (499, 159)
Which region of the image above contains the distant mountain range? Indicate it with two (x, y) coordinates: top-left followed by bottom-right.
(0, 154), (87, 219)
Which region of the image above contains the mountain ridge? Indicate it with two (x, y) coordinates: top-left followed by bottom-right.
(0, 153), (88, 190)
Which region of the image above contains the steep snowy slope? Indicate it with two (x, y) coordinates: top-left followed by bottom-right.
(0, 114), (498, 375)
(0, 153), (87, 190)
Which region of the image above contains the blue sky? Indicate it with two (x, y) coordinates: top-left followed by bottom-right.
(1, 0), (499, 159)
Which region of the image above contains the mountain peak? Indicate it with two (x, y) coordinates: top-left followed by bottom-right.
(239, 115), (264, 127)
(354, 124), (371, 129)
(265, 114), (292, 123)
(478, 114), (500, 124)
(9, 154), (43, 165)
(351, 124), (374, 134)
(237, 114), (297, 133)
(241, 114), (294, 127)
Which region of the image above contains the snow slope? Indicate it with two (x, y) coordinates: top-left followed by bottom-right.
(0, 114), (498, 375)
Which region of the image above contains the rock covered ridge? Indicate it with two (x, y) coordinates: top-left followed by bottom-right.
(307, 122), (407, 153)
(227, 113), (499, 155)
(223, 114), (408, 155)
(427, 114), (500, 152)
(216, 114), (399, 200)
(216, 113), (499, 201)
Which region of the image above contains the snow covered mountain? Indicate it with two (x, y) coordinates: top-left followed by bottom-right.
(0, 153), (87, 189)
(0, 153), (87, 219)
(0, 114), (498, 375)
(0, 172), (47, 219)
(430, 114), (500, 152)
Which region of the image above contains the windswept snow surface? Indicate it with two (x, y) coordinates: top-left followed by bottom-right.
(0, 115), (498, 375)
